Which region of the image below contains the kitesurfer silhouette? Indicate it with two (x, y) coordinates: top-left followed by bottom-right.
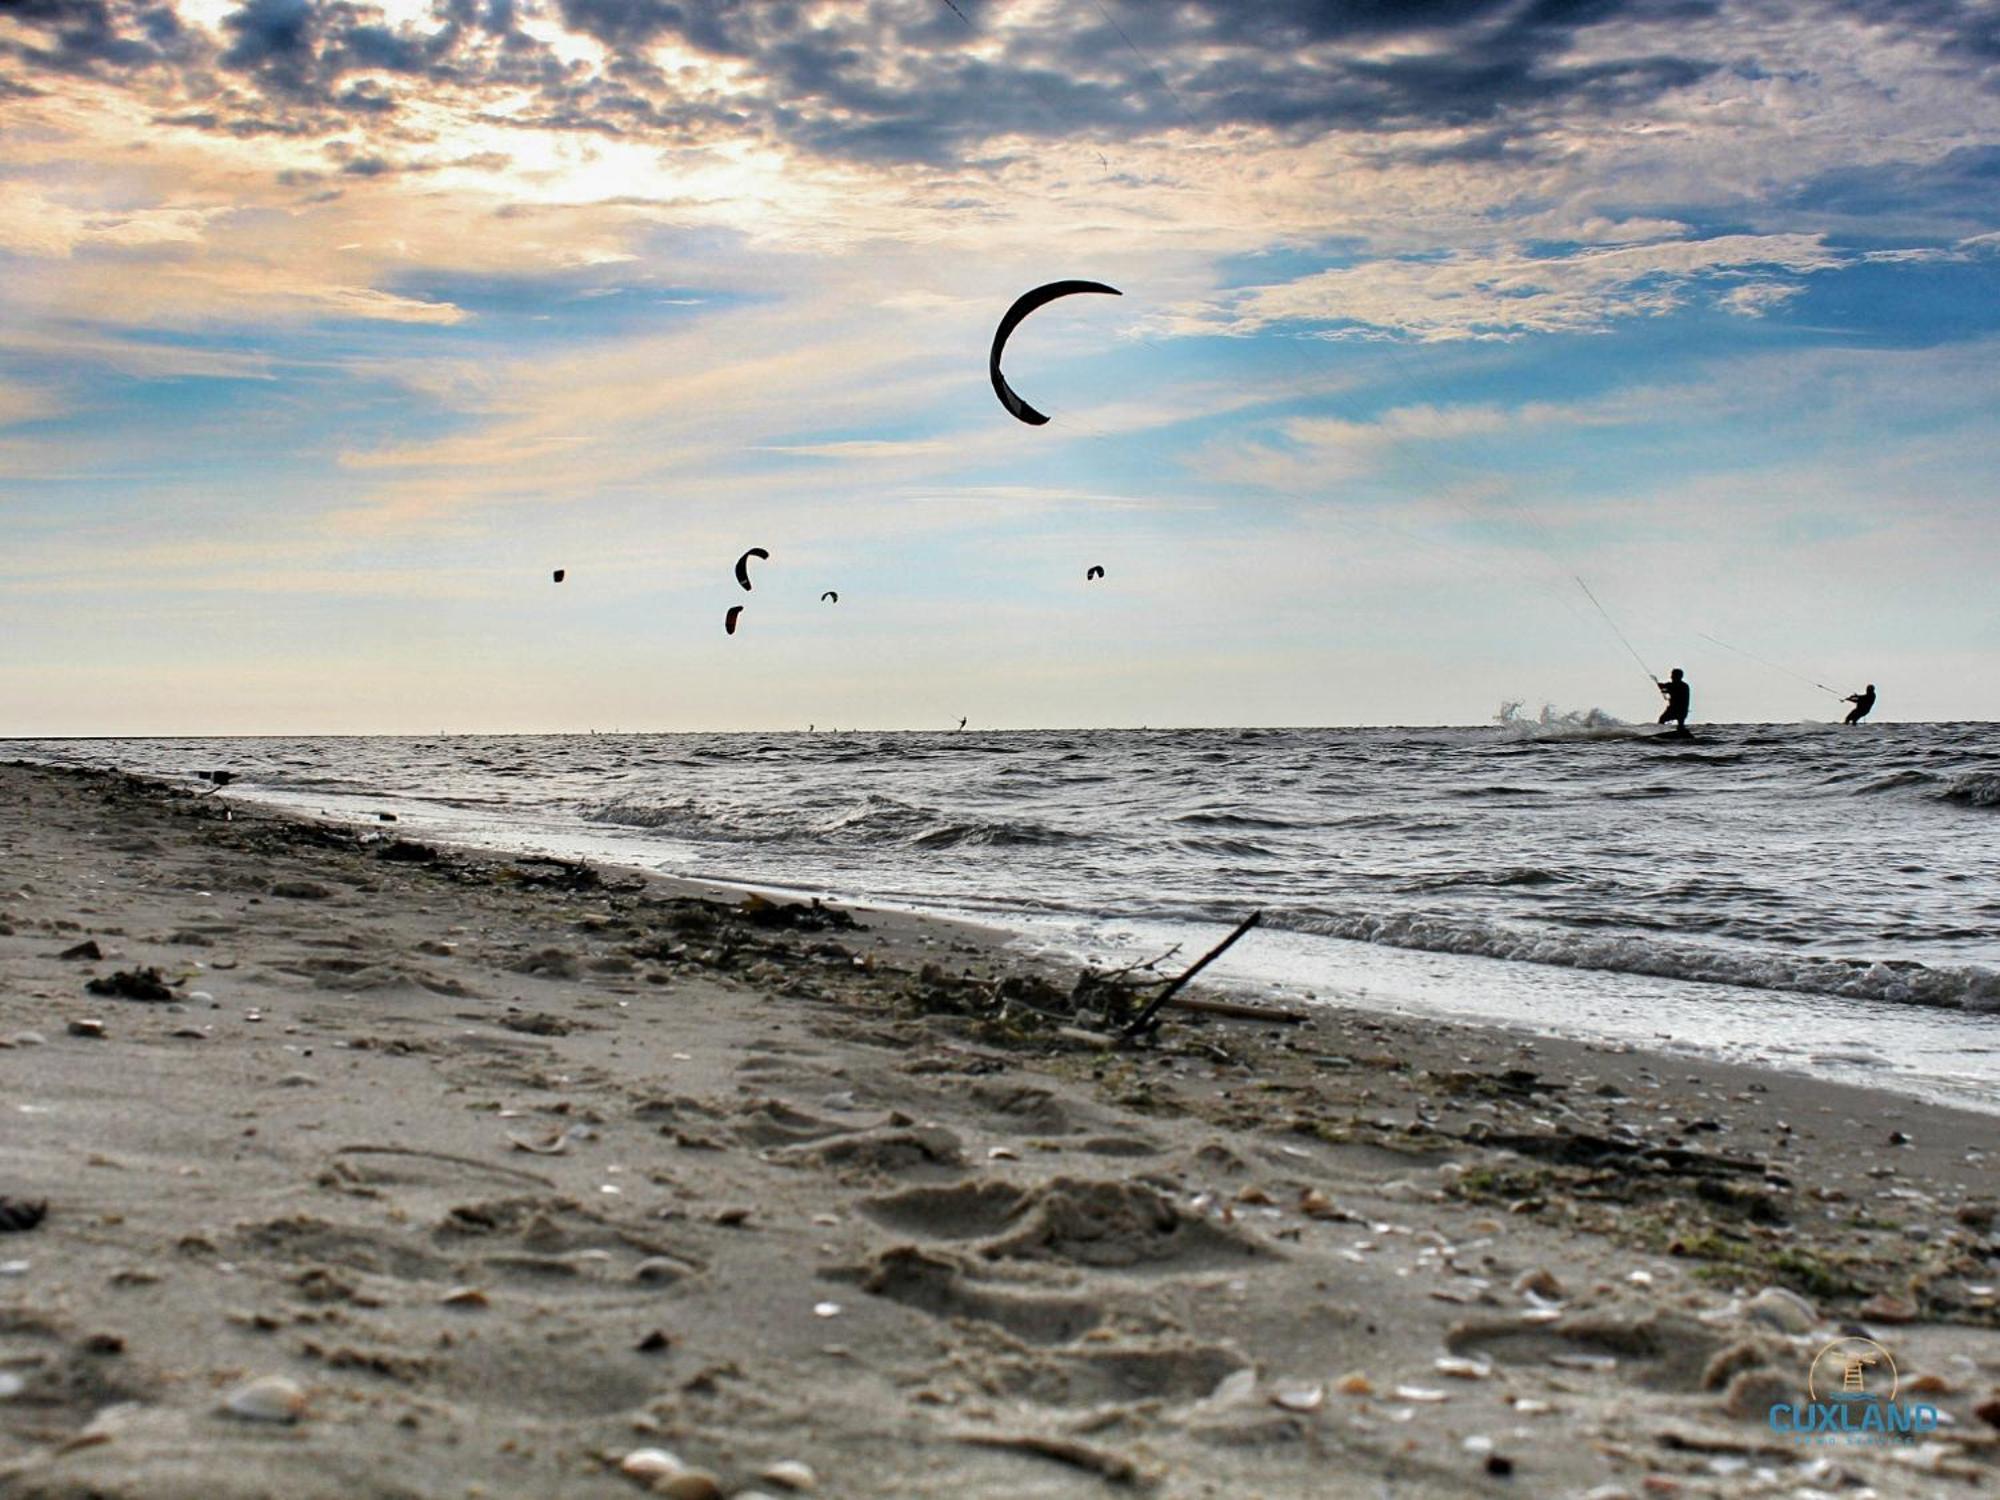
(1844, 684), (1876, 724)
(1656, 668), (1691, 730)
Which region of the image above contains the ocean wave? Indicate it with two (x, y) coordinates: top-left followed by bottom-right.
(1279, 907), (2000, 1013)
(1938, 771), (2000, 808)
(1398, 867), (1570, 891)
(587, 794), (1071, 851)
(1854, 769), (1936, 795)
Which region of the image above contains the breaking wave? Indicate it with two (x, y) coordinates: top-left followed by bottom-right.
(1280, 907), (2000, 1013)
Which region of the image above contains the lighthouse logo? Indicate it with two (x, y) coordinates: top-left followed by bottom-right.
(1807, 1338), (1896, 1404)
(1768, 1336), (1938, 1445)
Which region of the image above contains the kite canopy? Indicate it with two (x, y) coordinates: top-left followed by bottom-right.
(734, 548), (769, 591)
(821, 591), (839, 603)
(724, 605), (744, 636)
(1086, 565), (1105, 580)
(989, 280), (1121, 426)
(552, 569), (565, 583)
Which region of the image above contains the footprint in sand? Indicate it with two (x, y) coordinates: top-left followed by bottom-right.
(865, 1177), (1274, 1271)
(841, 1244), (1105, 1345)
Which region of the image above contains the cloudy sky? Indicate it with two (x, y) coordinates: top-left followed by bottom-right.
(3, 0), (1997, 733)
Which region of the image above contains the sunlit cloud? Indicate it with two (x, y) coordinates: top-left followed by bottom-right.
(2, 0), (1998, 730)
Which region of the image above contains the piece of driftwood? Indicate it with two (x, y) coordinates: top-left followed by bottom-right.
(1162, 994), (1305, 1023)
(954, 1431), (1143, 1484)
(1120, 910), (1262, 1039)
(333, 1144), (557, 1189)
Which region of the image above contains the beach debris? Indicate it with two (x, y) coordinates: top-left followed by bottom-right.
(271, 880), (332, 900)
(1434, 1356), (1492, 1380)
(1472, 1128), (1766, 1178)
(1974, 1396), (2000, 1430)
(507, 1124), (593, 1155)
(635, 1329), (671, 1353)
(989, 280), (1122, 426)
(223, 1375), (307, 1423)
(1550, 1353), (1619, 1373)
(620, 1447), (686, 1481)
(57, 939), (102, 961)
(1298, 1187), (1349, 1221)
(1484, 1453), (1515, 1478)
(634, 1257), (692, 1285)
(1086, 565), (1105, 580)
(1335, 1372), (1374, 1396)
(1270, 1382), (1324, 1413)
(85, 967), (175, 1001)
(1514, 1267), (1565, 1298)
(333, 1143), (556, 1190)
(812, 1301), (842, 1318)
(1859, 1291), (1920, 1324)
(0, 1198), (49, 1233)
(659, 1472), (723, 1500)
(67, 1018), (107, 1038)
(197, 770), (235, 787)
(955, 1430), (1141, 1484)
(760, 1459), (818, 1490)
(734, 548), (768, 591)
(439, 1286), (489, 1308)
(1745, 1286), (1816, 1333)
(0, 1372), (25, 1399)
(1120, 910), (1264, 1038)
(1393, 1385), (1449, 1403)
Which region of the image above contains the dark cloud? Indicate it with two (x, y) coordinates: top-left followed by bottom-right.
(6, 0), (1995, 186)
(0, 0), (198, 75)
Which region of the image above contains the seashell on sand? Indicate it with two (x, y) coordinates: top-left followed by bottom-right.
(761, 1458), (819, 1490)
(1270, 1382), (1324, 1412)
(223, 1375), (306, 1423)
(657, 1469), (723, 1500)
(1434, 1356), (1492, 1380)
(618, 1447), (685, 1480)
(1335, 1372), (1373, 1396)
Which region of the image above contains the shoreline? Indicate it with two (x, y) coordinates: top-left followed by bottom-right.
(2, 761), (1995, 1497)
(155, 775), (2000, 1117)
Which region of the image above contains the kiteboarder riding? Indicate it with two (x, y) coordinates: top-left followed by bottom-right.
(1657, 668), (1691, 730)
(1844, 684), (1877, 724)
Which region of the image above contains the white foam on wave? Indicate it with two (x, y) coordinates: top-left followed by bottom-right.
(1492, 701), (1641, 741)
(1281, 907), (2000, 1014)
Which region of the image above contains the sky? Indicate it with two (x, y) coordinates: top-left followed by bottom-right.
(2, 0), (1998, 734)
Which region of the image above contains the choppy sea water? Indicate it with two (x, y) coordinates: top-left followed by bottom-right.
(11, 714), (2000, 1110)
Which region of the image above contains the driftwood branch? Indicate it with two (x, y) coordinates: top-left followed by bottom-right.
(1120, 910), (1262, 1039)
(1160, 993), (1306, 1023)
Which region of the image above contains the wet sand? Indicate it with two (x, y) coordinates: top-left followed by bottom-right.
(1, 761), (1995, 1498)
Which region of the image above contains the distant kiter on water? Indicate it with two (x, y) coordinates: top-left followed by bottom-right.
(1656, 668), (1691, 730)
(1844, 684), (1877, 724)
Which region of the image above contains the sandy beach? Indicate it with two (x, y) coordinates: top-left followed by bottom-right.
(1, 761), (1995, 1499)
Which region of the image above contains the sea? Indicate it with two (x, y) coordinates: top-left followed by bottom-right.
(11, 710), (1999, 1112)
